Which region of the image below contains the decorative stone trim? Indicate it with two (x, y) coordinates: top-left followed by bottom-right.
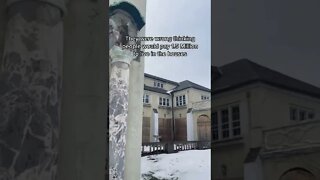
(110, 45), (136, 65)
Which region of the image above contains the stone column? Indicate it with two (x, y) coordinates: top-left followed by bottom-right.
(187, 109), (195, 141)
(244, 153), (263, 180)
(124, 52), (144, 180)
(152, 109), (159, 142)
(109, 45), (135, 180)
(0, 0), (64, 179)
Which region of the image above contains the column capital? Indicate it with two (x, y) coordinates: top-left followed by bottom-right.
(109, 45), (136, 66)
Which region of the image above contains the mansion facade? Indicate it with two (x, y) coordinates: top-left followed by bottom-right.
(141, 73), (211, 143)
(212, 59), (320, 180)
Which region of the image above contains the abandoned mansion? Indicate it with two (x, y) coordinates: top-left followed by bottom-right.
(141, 73), (211, 143)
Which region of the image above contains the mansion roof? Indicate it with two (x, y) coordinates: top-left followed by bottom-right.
(145, 73), (179, 86)
(213, 59), (320, 98)
(144, 85), (169, 95)
(172, 80), (211, 93)
(144, 74), (211, 94)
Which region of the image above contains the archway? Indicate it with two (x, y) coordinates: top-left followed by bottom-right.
(197, 115), (211, 141)
(279, 168), (316, 180)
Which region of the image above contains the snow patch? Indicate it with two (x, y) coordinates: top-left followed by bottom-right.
(141, 150), (210, 180)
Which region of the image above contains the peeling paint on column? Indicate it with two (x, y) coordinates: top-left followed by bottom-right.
(109, 45), (135, 180)
(0, 1), (63, 180)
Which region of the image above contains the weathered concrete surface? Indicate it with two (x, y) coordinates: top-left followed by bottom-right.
(0, 1), (5, 70)
(109, 2), (146, 179)
(6, 0), (66, 12)
(0, 1), (63, 179)
(109, 1), (146, 179)
(109, 51), (131, 179)
(57, 0), (108, 180)
(124, 57), (144, 180)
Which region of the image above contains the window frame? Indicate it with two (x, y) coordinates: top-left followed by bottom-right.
(176, 95), (187, 107)
(143, 94), (150, 104)
(289, 105), (315, 121)
(159, 97), (170, 107)
(154, 81), (164, 88)
(212, 103), (242, 142)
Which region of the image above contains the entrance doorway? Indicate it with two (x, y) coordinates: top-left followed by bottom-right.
(197, 115), (211, 141)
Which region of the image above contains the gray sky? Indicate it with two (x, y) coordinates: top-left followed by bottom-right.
(213, 0), (320, 88)
(144, 0), (211, 89)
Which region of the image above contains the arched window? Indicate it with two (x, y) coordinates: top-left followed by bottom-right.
(279, 167), (316, 180)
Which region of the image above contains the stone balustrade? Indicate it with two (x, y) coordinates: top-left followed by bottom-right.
(141, 141), (211, 156)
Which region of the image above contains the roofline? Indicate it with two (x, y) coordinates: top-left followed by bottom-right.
(213, 80), (320, 99)
(144, 73), (179, 86)
(144, 85), (170, 95)
(172, 86), (211, 93)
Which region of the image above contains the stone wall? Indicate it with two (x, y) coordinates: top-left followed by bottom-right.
(58, 0), (108, 179)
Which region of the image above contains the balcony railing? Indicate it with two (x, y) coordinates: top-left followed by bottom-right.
(191, 100), (210, 111)
(141, 141), (211, 156)
(262, 120), (320, 157)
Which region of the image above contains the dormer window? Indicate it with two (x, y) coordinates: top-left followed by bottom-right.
(201, 95), (210, 100)
(154, 81), (164, 89)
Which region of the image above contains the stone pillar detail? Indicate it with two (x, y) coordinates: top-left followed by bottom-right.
(109, 45), (135, 180)
(0, 1), (63, 179)
(152, 109), (159, 142)
(187, 110), (194, 141)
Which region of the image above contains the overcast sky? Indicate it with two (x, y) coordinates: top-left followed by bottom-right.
(144, 0), (211, 89)
(213, 0), (320, 88)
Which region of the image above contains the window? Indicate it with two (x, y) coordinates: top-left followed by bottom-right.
(176, 97), (179, 106)
(221, 109), (229, 138)
(212, 112), (219, 140)
(143, 94), (149, 104)
(289, 106), (315, 121)
(159, 97), (170, 107)
(213, 104), (241, 141)
(154, 81), (164, 89)
(290, 108), (297, 120)
(232, 106), (240, 136)
(176, 95), (186, 106)
(183, 95), (186, 105)
(299, 110), (306, 121)
(201, 95), (210, 100)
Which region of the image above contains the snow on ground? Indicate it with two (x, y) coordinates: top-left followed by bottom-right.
(141, 149), (210, 180)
